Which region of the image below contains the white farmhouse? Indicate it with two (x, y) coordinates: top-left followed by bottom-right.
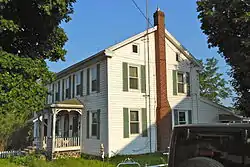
(32, 9), (240, 158)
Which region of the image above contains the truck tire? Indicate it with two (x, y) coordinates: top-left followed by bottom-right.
(178, 157), (224, 167)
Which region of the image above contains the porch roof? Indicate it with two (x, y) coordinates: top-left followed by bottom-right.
(45, 98), (84, 109)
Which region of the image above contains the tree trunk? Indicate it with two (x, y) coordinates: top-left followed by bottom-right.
(0, 139), (7, 151)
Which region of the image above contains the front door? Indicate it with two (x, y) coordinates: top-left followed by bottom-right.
(72, 114), (79, 137)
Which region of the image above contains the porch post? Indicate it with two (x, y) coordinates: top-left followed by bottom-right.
(80, 109), (83, 152)
(52, 109), (57, 152)
(69, 111), (73, 137)
(39, 113), (44, 149)
(47, 112), (52, 137)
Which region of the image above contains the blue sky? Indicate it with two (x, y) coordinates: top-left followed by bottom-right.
(47, 0), (234, 106)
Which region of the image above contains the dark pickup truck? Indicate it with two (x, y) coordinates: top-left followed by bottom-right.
(168, 123), (250, 167)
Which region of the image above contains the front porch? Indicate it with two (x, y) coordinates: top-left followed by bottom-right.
(33, 99), (84, 156)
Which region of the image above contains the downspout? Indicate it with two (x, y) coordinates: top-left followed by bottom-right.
(190, 63), (199, 123)
(196, 69), (200, 123)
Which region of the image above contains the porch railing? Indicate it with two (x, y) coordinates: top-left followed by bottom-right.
(55, 137), (80, 148)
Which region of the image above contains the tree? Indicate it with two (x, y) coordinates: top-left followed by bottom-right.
(197, 0), (250, 116)
(199, 57), (232, 104)
(0, 0), (75, 150)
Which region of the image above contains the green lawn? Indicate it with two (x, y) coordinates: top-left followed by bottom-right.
(0, 153), (168, 167)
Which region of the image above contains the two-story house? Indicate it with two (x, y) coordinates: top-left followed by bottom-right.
(32, 9), (240, 158)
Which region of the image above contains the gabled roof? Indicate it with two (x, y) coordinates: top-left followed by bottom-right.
(165, 30), (202, 68)
(55, 26), (202, 77)
(107, 26), (157, 51)
(200, 97), (235, 115)
(107, 26), (202, 68)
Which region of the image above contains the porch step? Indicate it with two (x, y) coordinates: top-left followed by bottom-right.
(22, 146), (36, 154)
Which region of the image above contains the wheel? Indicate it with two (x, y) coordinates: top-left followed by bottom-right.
(178, 157), (224, 167)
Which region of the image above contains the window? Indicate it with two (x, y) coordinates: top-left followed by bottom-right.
(174, 110), (192, 125)
(91, 67), (97, 92)
(87, 110), (100, 139)
(177, 72), (184, 93)
(91, 112), (98, 137)
(72, 115), (79, 137)
(64, 114), (69, 137)
(178, 111), (187, 125)
(129, 66), (139, 90)
(65, 78), (69, 98)
(130, 110), (139, 134)
(176, 53), (180, 62)
(76, 72), (81, 96)
(132, 44), (138, 53)
(55, 81), (60, 101)
(47, 84), (52, 104)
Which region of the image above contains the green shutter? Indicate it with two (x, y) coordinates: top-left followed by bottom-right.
(87, 68), (90, 95)
(69, 76), (71, 99)
(174, 109), (178, 125)
(188, 110), (192, 124)
(46, 93), (49, 104)
(72, 74), (75, 98)
(186, 72), (190, 96)
(97, 64), (100, 93)
(123, 108), (129, 138)
(86, 111), (89, 139)
(123, 62), (128, 91)
(97, 109), (101, 139)
(80, 71), (84, 96)
(173, 70), (177, 95)
(52, 84), (54, 103)
(141, 108), (148, 137)
(58, 81), (61, 101)
(141, 65), (146, 93)
(62, 79), (65, 100)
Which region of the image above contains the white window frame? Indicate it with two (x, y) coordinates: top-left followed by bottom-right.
(177, 72), (185, 94)
(64, 77), (70, 99)
(89, 110), (98, 139)
(75, 72), (81, 97)
(128, 65), (140, 91)
(177, 109), (189, 125)
(55, 81), (60, 101)
(90, 66), (97, 93)
(132, 43), (139, 54)
(129, 109), (141, 135)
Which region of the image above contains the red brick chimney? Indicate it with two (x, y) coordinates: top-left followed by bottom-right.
(154, 9), (172, 151)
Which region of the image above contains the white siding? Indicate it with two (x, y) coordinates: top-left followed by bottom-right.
(165, 38), (200, 126)
(46, 59), (109, 156)
(107, 29), (200, 156)
(108, 32), (157, 156)
(78, 59), (109, 156)
(199, 99), (231, 123)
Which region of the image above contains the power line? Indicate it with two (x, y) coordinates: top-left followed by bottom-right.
(131, 0), (153, 27)
(130, 0), (178, 53)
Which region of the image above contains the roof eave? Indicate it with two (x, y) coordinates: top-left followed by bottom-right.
(56, 50), (105, 77)
(165, 30), (202, 69)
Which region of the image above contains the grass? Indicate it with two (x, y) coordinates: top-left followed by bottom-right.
(0, 153), (168, 167)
